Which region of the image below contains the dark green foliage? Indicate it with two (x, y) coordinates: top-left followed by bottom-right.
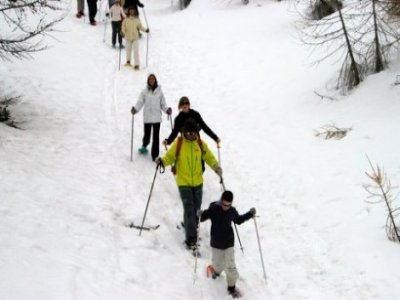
(179, 0), (191, 9)
(0, 95), (20, 124)
(0, 105), (10, 122)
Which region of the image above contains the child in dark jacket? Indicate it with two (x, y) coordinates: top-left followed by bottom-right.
(163, 96), (220, 146)
(197, 190), (256, 298)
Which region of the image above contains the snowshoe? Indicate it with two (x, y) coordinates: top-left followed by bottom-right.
(124, 61), (132, 67)
(206, 265), (220, 279)
(228, 286), (242, 298)
(138, 147), (148, 154)
(185, 240), (200, 257)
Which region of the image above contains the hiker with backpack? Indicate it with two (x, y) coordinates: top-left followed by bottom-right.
(131, 74), (172, 161)
(162, 96), (220, 147)
(197, 190), (256, 298)
(155, 118), (222, 250)
(123, 0), (144, 13)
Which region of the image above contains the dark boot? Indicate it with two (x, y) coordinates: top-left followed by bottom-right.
(228, 286), (241, 298)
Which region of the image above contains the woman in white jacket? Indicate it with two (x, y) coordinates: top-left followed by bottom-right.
(131, 74), (172, 161)
(110, 0), (126, 48)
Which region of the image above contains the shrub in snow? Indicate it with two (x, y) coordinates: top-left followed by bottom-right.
(0, 105), (10, 122)
(364, 156), (400, 243)
(0, 95), (21, 127)
(315, 123), (352, 140)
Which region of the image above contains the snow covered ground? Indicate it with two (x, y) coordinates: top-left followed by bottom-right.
(1, 0), (400, 299)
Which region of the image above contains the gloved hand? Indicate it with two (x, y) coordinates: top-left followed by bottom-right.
(121, 32), (125, 38)
(162, 139), (168, 146)
(216, 138), (221, 148)
(249, 207), (256, 217)
(154, 157), (163, 166)
(131, 106), (137, 114)
(146, 28), (150, 33)
(166, 107), (172, 115)
(213, 166), (223, 177)
(196, 209), (203, 218)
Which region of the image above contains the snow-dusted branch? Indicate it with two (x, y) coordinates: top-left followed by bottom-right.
(0, 0), (68, 60)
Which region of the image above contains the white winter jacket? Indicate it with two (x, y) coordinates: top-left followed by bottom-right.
(135, 86), (168, 123)
(110, 4), (126, 22)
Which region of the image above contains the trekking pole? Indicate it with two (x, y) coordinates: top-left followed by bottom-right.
(193, 216), (201, 285)
(168, 114), (173, 130)
(145, 29), (149, 67)
(141, 7), (149, 33)
(103, 9), (109, 43)
(234, 223), (244, 254)
(138, 163), (164, 236)
(118, 43), (122, 70)
(141, 7), (149, 67)
(217, 144), (225, 193)
(130, 114), (134, 161)
(253, 216), (267, 284)
(219, 175), (244, 254)
(217, 143), (222, 168)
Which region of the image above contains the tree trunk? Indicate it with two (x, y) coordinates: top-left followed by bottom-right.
(338, 8), (361, 87)
(372, 0), (384, 72)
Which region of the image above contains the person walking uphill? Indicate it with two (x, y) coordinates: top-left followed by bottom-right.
(86, 0), (98, 25)
(121, 7), (149, 70)
(131, 74), (172, 161)
(197, 191), (256, 298)
(163, 96), (220, 146)
(76, 0), (85, 18)
(155, 118), (223, 250)
(110, 0), (126, 48)
(123, 0), (144, 13)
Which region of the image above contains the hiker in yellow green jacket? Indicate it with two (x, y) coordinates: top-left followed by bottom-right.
(155, 118), (222, 250)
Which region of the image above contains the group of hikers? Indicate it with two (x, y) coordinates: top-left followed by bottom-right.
(131, 74), (257, 298)
(75, 1), (258, 297)
(76, 0), (148, 70)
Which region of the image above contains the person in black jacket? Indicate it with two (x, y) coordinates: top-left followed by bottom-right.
(123, 0), (143, 13)
(197, 190), (256, 298)
(162, 96), (220, 146)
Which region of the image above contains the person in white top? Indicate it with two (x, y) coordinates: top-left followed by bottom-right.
(131, 74), (172, 161)
(110, 0), (126, 48)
